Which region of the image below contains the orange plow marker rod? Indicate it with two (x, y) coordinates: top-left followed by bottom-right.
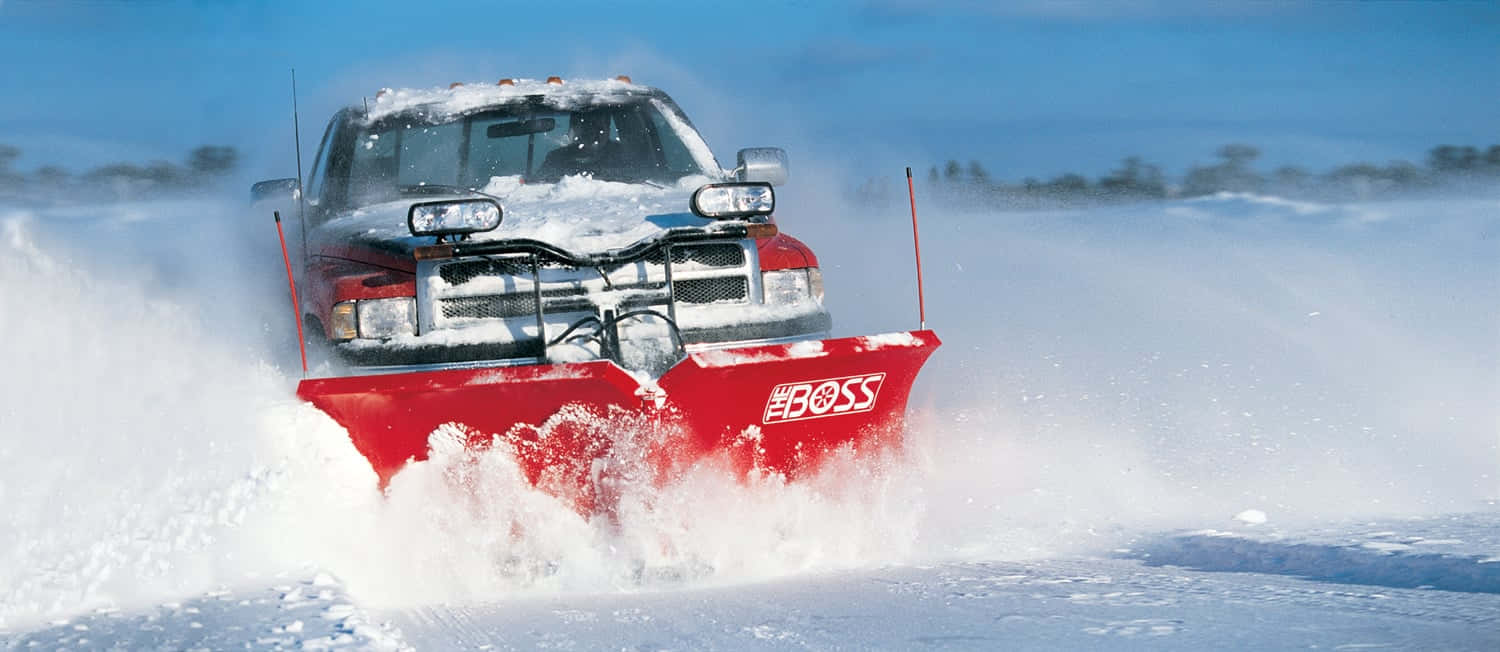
(274, 211), (309, 375)
(905, 167), (927, 330)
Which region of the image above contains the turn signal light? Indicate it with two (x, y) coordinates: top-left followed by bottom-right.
(746, 223), (779, 239)
(414, 244), (456, 260)
(330, 302), (357, 341)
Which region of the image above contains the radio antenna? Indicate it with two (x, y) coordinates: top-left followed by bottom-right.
(291, 68), (308, 256)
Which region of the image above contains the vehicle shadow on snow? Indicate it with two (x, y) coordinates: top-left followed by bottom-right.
(1123, 529), (1500, 595)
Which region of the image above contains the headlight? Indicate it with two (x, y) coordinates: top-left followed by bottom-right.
(408, 198), (502, 237)
(762, 269), (816, 305)
(356, 297), (418, 339)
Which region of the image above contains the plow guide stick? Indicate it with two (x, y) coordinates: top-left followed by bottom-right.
(297, 331), (939, 509)
(274, 211), (308, 375)
(906, 167), (927, 330)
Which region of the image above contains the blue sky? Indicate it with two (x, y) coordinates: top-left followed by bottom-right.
(1, 0), (1496, 182)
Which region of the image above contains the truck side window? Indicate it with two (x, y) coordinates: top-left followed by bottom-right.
(647, 106), (696, 176)
(304, 119), (337, 207)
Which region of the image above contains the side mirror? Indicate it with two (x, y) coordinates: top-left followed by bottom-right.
(251, 178), (300, 202)
(735, 148), (789, 186)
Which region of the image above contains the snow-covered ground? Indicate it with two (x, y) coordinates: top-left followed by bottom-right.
(8, 517), (1500, 649)
(1, 192), (1496, 649)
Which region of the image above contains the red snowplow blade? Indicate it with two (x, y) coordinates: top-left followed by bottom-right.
(297, 330), (939, 507)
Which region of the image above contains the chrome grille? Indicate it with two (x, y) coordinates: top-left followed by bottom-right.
(427, 240), (752, 326)
(673, 277), (748, 304)
(439, 258), (576, 285)
(441, 294), (538, 320)
(671, 243), (744, 268)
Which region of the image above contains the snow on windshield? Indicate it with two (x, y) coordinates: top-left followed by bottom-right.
(353, 79), (720, 190)
(310, 80), (730, 254)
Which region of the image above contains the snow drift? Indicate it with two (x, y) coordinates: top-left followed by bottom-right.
(800, 191), (1498, 557)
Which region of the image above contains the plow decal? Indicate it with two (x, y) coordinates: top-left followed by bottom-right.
(763, 372), (886, 424)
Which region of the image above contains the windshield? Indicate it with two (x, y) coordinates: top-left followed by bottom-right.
(346, 97), (706, 205)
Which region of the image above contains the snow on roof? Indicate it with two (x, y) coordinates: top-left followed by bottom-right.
(363, 78), (650, 123)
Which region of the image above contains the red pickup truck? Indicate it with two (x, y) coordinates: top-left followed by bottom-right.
(254, 77), (937, 510)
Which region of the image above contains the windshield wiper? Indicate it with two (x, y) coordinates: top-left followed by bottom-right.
(397, 183), (504, 203)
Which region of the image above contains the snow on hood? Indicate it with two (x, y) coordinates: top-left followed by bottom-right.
(321, 174), (722, 255)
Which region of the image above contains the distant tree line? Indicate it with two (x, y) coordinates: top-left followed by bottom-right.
(0, 144), (240, 202)
(857, 143), (1500, 208)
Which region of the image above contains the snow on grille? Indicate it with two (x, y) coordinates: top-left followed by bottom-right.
(437, 244), (745, 288)
(437, 276), (748, 323)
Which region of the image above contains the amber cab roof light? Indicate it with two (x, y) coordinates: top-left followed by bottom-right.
(615, 75), (632, 83)
(497, 78), (515, 86)
(546, 76), (563, 85)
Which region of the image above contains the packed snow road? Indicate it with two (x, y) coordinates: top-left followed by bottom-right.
(1, 192), (1496, 648)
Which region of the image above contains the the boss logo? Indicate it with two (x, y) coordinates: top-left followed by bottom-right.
(763, 373), (886, 424)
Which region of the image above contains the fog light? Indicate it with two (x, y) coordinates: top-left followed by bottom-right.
(690, 182), (774, 219)
(408, 198), (502, 238)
